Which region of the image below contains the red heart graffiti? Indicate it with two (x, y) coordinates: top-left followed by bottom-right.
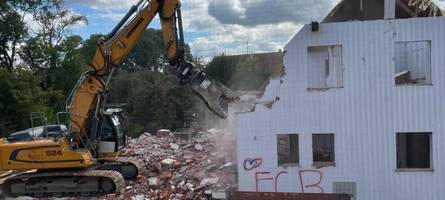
(243, 158), (263, 171)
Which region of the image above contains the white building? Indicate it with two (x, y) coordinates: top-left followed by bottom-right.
(232, 0), (445, 199)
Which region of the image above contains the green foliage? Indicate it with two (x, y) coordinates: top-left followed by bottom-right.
(206, 54), (271, 91)
(20, 36), (48, 71)
(21, 35), (87, 109)
(119, 29), (202, 72)
(0, 0), (34, 71)
(1, 0), (85, 72)
(107, 71), (196, 134)
(122, 29), (167, 72)
(0, 69), (62, 136)
(229, 56), (270, 90)
(205, 54), (237, 85)
(19, 0), (87, 71)
(30, 0), (87, 48)
(0, 0), (89, 134)
(0, 0), (205, 138)
(81, 34), (102, 64)
(101, 28), (202, 135)
(45, 35), (87, 109)
(127, 123), (144, 138)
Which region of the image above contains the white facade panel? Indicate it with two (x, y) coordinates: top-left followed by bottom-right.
(234, 17), (445, 200)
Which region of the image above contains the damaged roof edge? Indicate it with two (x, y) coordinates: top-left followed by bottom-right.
(323, 0), (444, 23)
(230, 75), (285, 115)
(229, 51), (286, 115)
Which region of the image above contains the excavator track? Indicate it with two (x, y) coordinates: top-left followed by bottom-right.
(96, 157), (145, 179)
(1, 169), (125, 198)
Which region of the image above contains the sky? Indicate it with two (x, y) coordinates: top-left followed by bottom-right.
(64, 0), (445, 60)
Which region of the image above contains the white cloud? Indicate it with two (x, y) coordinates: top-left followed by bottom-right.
(69, 0), (445, 62)
(208, 0), (338, 26)
(24, 10), (87, 35)
(189, 22), (301, 58)
(69, 0), (339, 59)
(23, 13), (39, 33)
(182, 0), (311, 58)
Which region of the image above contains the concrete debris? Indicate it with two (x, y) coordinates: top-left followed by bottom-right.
(7, 197), (35, 200)
(229, 79), (283, 114)
(173, 132), (195, 141)
(219, 162), (233, 169)
(194, 144), (204, 151)
(148, 177), (159, 186)
(132, 194), (145, 200)
(211, 191), (227, 199)
(23, 130), (237, 200)
(200, 177), (220, 186)
(395, 70), (417, 84)
(169, 143), (180, 150)
(156, 129), (172, 138)
(122, 130), (237, 199)
(161, 158), (176, 165)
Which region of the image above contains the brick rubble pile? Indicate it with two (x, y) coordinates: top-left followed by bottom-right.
(103, 130), (238, 200)
(7, 130), (237, 200)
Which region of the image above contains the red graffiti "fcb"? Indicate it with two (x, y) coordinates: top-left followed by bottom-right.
(255, 170), (324, 193)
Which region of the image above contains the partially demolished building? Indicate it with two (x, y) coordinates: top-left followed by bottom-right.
(231, 0), (445, 199)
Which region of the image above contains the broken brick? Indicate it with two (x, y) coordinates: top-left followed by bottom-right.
(19, 129), (237, 200)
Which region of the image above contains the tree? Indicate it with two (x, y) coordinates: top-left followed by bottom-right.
(0, 0), (39, 71)
(0, 68), (63, 135)
(19, 36), (47, 72)
(121, 29), (167, 72)
(81, 34), (102, 65)
(30, 0), (86, 49)
(205, 54), (237, 86)
(205, 54), (272, 91)
(227, 55), (270, 90)
(20, 0), (87, 70)
(102, 28), (205, 135)
(0, 0), (87, 135)
(107, 71), (196, 135)
(0, 11), (206, 136)
(119, 29), (203, 72)
(46, 35), (87, 101)
(184, 44), (204, 70)
(80, 30), (167, 73)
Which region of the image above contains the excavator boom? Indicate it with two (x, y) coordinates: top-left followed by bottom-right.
(0, 0), (235, 198)
(67, 0), (233, 145)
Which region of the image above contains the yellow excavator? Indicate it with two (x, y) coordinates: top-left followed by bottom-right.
(0, 0), (234, 197)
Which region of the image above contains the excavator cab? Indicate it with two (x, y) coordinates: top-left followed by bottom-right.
(96, 106), (128, 156)
(97, 113), (127, 155)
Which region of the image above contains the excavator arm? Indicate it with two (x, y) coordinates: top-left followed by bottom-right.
(89, 0), (179, 74)
(0, 1), (237, 197)
(67, 0), (234, 145)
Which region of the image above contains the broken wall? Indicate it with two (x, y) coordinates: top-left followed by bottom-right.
(323, 0), (443, 23)
(233, 17), (445, 200)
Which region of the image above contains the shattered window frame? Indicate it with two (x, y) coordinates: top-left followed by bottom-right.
(312, 133), (335, 167)
(394, 40), (432, 86)
(307, 45), (344, 91)
(396, 132), (433, 171)
(277, 134), (299, 166)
